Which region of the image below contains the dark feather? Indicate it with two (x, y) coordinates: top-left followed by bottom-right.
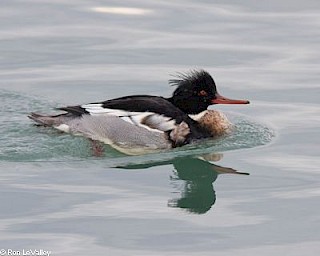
(169, 70), (214, 88)
(100, 95), (188, 123)
(57, 106), (88, 116)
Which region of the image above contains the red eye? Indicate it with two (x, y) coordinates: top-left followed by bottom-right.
(198, 90), (208, 96)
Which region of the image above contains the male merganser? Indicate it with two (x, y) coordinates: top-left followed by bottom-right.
(28, 70), (249, 154)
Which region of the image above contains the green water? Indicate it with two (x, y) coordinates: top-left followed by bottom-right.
(0, 0), (319, 255)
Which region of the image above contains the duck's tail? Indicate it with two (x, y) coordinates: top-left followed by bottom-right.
(28, 112), (68, 127)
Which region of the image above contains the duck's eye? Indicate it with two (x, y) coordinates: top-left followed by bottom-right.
(198, 90), (208, 96)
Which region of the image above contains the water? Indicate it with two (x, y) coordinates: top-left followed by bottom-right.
(0, 0), (320, 255)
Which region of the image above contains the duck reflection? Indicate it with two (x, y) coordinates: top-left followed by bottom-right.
(118, 153), (249, 214)
(168, 155), (248, 214)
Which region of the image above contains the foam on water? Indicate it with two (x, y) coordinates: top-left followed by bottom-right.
(0, 90), (275, 163)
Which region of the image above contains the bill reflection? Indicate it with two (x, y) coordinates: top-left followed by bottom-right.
(118, 153), (249, 214)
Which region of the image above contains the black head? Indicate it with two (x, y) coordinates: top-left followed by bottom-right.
(168, 70), (249, 114)
(168, 70), (218, 114)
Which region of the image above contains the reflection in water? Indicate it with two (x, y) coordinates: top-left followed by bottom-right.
(91, 7), (152, 15)
(118, 154), (249, 214)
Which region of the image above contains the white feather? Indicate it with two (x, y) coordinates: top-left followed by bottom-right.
(89, 109), (129, 116)
(81, 103), (103, 108)
(54, 124), (70, 133)
(143, 114), (176, 131)
(189, 110), (207, 121)
(81, 105), (179, 133)
(129, 112), (152, 125)
(120, 116), (134, 124)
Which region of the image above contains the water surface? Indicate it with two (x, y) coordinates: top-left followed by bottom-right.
(0, 0), (320, 255)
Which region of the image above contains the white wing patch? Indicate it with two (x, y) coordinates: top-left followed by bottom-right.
(81, 104), (129, 116)
(80, 104), (178, 133)
(142, 114), (176, 131)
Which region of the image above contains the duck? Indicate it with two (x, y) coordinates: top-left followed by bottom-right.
(28, 70), (249, 155)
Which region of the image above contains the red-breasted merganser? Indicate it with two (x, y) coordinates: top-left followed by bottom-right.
(29, 70), (249, 154)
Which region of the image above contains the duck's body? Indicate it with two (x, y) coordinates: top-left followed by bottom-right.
(191, 110), (233, 137)
(29, 110), (230, 155)
(29, 70), (248, 154)
(30, 113), (177, 155)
